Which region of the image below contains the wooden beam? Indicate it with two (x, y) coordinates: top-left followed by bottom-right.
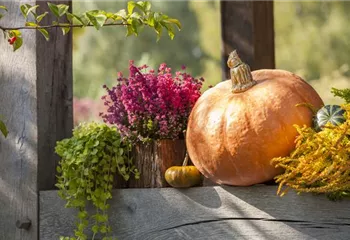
(0, 1), (38, 239)
(40, 186), (350, 239)
(220, 1), (275, 78)
(36, 0), (73, 191)
(0, 0), (72, 239)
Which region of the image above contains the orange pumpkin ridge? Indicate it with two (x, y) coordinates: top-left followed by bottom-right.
(186, 51), (324, 186)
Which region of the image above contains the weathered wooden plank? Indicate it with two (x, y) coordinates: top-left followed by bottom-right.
(36, 0), (73, 191)
(40, 186), (350, 240)
(220, 1), (275, 79)
(0, 0), (73, 239)
(0, 1), (38, 240)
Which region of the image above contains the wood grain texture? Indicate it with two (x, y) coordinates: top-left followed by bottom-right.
(220, 1), (275, 79)
(40, 186), (350, 240)
(0, 1), (38, 239)
(128, 139), (186, 188)
(36, 0), (73, 191)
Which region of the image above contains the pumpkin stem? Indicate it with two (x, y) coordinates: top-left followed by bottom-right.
(182, 129), (189, 166)
(227, 50), (257, 93)
(183, 152), (189, 166)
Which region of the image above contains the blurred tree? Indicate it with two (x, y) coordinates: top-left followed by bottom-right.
(275, 2), (350, 82)
(189, 0), (221, 90)
(73, 1), (204, 99)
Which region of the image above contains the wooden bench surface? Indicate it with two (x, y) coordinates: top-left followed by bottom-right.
(40, 185), (350, 240)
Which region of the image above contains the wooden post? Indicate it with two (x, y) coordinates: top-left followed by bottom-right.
(0, 1), (72, 239)
(36, 0), (73, 191)
(220, 1), (275, 79)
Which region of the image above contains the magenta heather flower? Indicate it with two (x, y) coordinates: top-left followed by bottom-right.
(100, 62), (204, 142)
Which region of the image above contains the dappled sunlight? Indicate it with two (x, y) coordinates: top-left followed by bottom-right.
(220, 185), (350, 239)
(0, 2), (38, 238)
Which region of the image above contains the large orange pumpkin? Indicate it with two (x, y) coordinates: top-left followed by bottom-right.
(186, 51), (324, 186)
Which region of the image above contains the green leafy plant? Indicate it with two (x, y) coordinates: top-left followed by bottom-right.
(0, 1), (181, 51)
(55, 122), (139, 240)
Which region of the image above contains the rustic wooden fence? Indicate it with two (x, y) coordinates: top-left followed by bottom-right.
(0, 1), (349, 240)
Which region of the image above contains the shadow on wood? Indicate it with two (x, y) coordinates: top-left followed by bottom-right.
(40, 186), (350, 240)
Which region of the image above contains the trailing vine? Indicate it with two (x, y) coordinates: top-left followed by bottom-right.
(0, 1), (181, 51)
(55, 122), (139, 240)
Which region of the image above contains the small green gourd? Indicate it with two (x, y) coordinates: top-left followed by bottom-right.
(314, 104), (346, 131)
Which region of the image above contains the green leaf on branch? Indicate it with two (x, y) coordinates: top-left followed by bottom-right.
(86, 12), (107, 30)
(165, 18), (182, 30)
(115, 9), (127, 19)
(66, 12), (74, 23)
(20, 4), (31, 18)
(47, 2), (59, 18)
(136, 1), (151, 12)
(10, 30), (22, 37)
(126, 25), (134, 37)
(154, 21), (162, 41)
(131, 19), (142, 36)
(146, 12), (155, 27)
(66, 13), (85, 26)
(153, 12), (164, 22)
(0, 120), (8, 137)
(13, 37), (23, 52)
(61, 26), (71, 35)
(36, 12), (48, 23)
(161, 22), (175, 39)
(27, 5), (39, 18)
(74, 14), (86, 26)
(0, 5), (7, 12)
(57, 4), (69, 17)
(0, 4), (7, 19)
(25, 22), (38, 27)
(38, 29), (49, 41)
(130, 12), (141, 20)
(127, 1), (136, 14)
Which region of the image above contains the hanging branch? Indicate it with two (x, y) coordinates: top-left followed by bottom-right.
(0, 1), (181, 51)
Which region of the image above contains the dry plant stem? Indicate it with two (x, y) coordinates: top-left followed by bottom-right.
(334, 124), (349, 147)
(0, 22), (128, 31)
(274, 118), (350, 197)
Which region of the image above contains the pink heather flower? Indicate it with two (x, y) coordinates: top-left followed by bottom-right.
(100, 61), (204, 143)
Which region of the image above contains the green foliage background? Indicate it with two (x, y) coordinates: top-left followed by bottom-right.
(275, 2), (350, 104)
(73, 1), (221, 100)
(73, 1), (349, 123)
